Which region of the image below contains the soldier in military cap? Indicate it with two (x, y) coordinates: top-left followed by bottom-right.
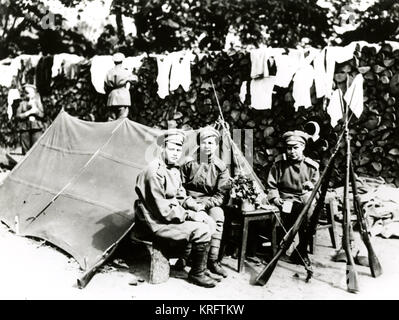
(179, 126), (231, 278)
(14, 84), (45, 154)
(135, 129), (219, 288)
(104, 52), (135, 120)
(266, 130), (320, 265)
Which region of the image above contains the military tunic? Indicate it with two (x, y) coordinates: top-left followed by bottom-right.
(180, 156), (231, 210)
(266, 153), (320, 253)
(266, 153), (320, 204)
(135, 158), (213, 243)
(181, 156), (231, 255)
(104, 64), (132, 107)
(15, 99), (45, 154)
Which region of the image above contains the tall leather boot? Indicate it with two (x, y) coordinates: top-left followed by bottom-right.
(174, 243), (192, 271)
(188, 242), (217, 288)
(207, 238), (228, 278)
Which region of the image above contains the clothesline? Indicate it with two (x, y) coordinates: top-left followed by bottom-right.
(1, 40), (398, 125)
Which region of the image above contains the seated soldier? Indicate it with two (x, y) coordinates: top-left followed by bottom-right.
(179, 126), (231, 278)
(134, 129), (218, 288)
(266, 130), (320, 265)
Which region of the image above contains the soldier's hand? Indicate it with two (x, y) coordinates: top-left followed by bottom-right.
(303, 181), (314, 191)
(273, 198), (284, 208)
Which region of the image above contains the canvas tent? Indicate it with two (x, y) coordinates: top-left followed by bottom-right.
(0, 110), (265, 288)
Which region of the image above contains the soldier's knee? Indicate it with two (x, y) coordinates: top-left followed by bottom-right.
(208, 207), (225, 223)
(192, 223), (212, 243)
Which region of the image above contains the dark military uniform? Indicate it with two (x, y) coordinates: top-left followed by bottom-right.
(104, 53), (134, 120)
(135, 158), (215, 244)
(181, 155), (230, 254)
(180, 126), (231, 277)
(15, 97), (45, 155)
(134, 129), (219, 288)
(266, 153), (320, 204)
(266, 153), (320, 260)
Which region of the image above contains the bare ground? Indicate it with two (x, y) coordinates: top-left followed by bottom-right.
(0, 215), (398, 300)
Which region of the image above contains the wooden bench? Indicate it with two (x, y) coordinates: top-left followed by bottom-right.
(130, 232), (171, 284)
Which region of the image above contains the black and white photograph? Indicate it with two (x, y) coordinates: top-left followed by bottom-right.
(0, 0), (398, 303)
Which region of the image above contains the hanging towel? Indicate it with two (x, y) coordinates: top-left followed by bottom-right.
(0, 64), (14, 88)
(274, 49), (303, 88)
(325, 43), (356, 97)
(156, 54), (173, 99)
(239, 81), (247, 103)
(35, 55), (54, 96)
(90, 55), (114, 94)
(250, 47), (269, 79)
(169, 50), (194, 92)
(292, 63), (315, 110)
(52, 53), (84, 78)
(122, 54), (147, 74)
(7, 88), (20, 120)
(344, 74), (364, 118)
(250, 77), (275, 110)
(313, 48), (328, 98)
(327, 89), (343, 127)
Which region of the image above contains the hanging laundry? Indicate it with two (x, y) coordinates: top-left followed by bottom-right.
(52, 53), (84, 78)
(239, 81), (247, 103)
(64, 57), (86, 79)
(250, 47), (285, 79)
(122, 54), (147, 74)
(313, 48), (328, 99)
(327, 89), (343, 127)
(35, 55), (54, 96)
(325, 43), (357, 97)
(344, 74), (364, 118)
(250, 47), (268, 79)
(274, 49), (303, 88)
(156, 54), (173, 99)
(250, 77), (275, 110)
(0, 64), (14, 88)
(7, 88), (20, 120)
(90, 55), (114, 94)
(169, 50), (194, 92)
(292, 63), (315, 110)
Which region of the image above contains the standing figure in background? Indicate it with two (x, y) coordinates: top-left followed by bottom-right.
(266, 130), (320, 265)
(104, 52), (133, 120)
(15, 84), (45, 155)
(180, 126), (231, 278)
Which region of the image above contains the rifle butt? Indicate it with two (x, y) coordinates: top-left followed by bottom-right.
(346, 263), (360, 293)
(366, 245), (383, 277)
(255, 255), (280, 286)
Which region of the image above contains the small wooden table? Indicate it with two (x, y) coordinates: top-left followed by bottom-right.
(238, 205), (280, 273)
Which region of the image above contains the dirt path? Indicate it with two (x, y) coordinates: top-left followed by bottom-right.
(1, 219), (398, 300)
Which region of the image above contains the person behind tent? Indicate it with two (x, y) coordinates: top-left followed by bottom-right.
(14, 84), (45, 155)
(266, 130), (320, 265)
(179, 126), (231, 278)
(134, 129), (220, 288)
(104, 52), (134, 120)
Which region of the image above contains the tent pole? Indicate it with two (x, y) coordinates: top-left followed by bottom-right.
(26, 117), (128, 225)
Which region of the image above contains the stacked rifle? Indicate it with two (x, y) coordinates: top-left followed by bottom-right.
(255, 91), (383, 293)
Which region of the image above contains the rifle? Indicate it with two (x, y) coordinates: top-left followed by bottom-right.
(305, 156), (335, 257)
(350, 160), (383, 278)
(342, 97), (359, 293)
(255, 128), (345, 286)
